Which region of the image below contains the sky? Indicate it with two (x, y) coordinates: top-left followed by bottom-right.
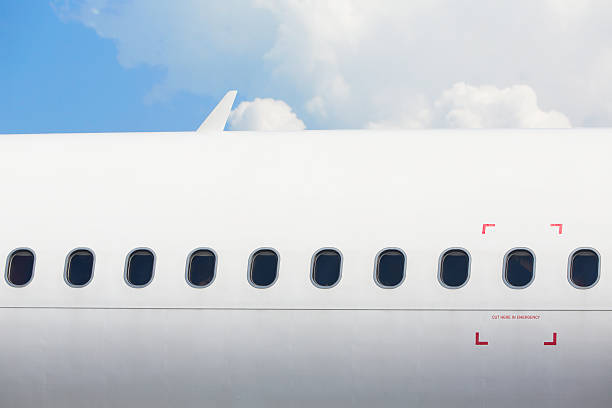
(1, 1), (612, 133)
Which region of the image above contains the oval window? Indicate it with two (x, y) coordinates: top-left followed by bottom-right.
(569, 249), (599, 288)
(65, 249), (95, 287)
(249, 249), (279, 288)
(311, 249), (342, 288)
(186, 249), (217, 287)
(125, 249), (155, 287)
(6, 248), (35, 287)
(375, 249), (405, 288)
(504, 248), (535, 288)
(439, 249), (470, 288)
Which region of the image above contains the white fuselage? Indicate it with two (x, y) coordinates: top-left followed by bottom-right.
(0, 129), (610, 407)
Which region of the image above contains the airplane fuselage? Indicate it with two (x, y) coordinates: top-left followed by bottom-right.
(0, 128), (610, 407)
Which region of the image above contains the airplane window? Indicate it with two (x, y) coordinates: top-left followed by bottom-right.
(6, 249), (35, 287)
(249, 249), (279, 288)
(187, 249), (216, 287)
(65, 249), (95, 287)
(125, 249), (155, 287)
(311, 249), (342, 288)
(439, 249), (470, 288)
(504, 249), (535, 288)
(375, 249), (405, 288)
(569, 249), (599, 288)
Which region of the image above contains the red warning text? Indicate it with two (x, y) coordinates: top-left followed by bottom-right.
(491, 314), (541, 320)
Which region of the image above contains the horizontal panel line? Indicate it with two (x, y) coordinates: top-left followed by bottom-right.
(0, 307), (610, 312)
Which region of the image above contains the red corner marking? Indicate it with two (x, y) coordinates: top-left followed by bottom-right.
(482, 224), (495, 234)
(544, 332), (557, 346)
(475, 332), (488, 345)
(550, 224), (563, 234)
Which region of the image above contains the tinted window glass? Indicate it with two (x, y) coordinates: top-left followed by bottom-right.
(440, 249), (470, 288)
(376, 249), (405, 288)
(187, 249), (216, 287)
(504, 249), (534, 288)
(66, 249), (94, 286)
(249, 249), (278, 287)
(7, 249), (35, 286)
(126, 249), (155, 287)
(570, 249), (599, 288)
(312, 249), (342, 287)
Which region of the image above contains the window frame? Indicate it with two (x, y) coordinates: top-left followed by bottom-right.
(5, 247), (36, 288)
(64, 247), (96, 288)
(124, 247), (156, 288)
(502, 247), (536, 289)
(568, 247), (600, 290)
(185, 247), (218, 288)
(247, 247), (280, 289)
(373, 247), (407, 289)
(310, 247), (343, 289)
(438, 247), (471, 289)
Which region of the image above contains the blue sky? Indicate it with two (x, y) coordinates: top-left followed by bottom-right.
(1, 1), (220, 133)
(2, 1), (612, 133)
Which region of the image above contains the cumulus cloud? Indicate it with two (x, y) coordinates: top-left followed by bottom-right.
(54, 0), (612, 128)
(228, 98), (306, 131)
(369, 83), (571, 128)
(436, 83), (571, 128)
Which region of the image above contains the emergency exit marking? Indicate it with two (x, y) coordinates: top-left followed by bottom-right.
(481, 224), (495, 234)
(544, 333), (557, 346)
(550, 224), (563, 234)
(475, 332), (488, 345)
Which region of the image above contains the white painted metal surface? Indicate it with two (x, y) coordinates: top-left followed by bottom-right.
(0, 126), (610, 407)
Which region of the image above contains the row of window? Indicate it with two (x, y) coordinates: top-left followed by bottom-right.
(4, 247), (600, 290)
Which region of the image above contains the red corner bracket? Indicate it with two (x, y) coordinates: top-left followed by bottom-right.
(550, 224), (563, 234)
(481, 224), (495, 234)
(475, 332), (488, 345)
(544, 332), (557, 346)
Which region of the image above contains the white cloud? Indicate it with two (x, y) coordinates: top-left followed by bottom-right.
(54, 0), (612, 128)
(228, 98), (306, 131)
(437, 83), (571, 128)
(369, 83), (571, 128)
